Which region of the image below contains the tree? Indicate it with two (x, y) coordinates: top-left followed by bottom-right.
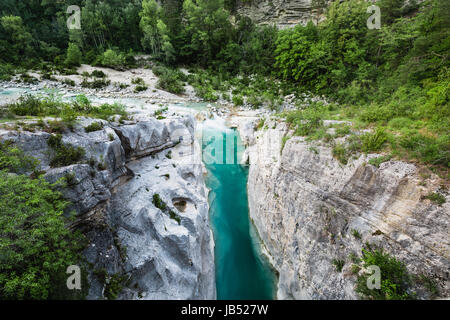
(0, 15), (33, 62)
(140, 0), (163, 57)
(181, 0), (232, 65)
(0, 141), (88, 299)
(65, 42), (82, 67)
(139, 0), (175, 64)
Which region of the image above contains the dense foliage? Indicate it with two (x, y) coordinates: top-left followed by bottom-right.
(0, 1), (448, 171)
(0, 142), (87, 299)
(356, 248), (413, 300)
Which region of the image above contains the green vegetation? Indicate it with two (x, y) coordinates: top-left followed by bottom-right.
(91, 70), (106, 78)
(277, 0), (449, 171)
(152, 193), (181, 224)
(351, 264), (361, 275)
(332, 259), (345, 272)
(131, 77), (145, 85)
(169, 210), (181, 225)
(47, 134), (85, 168)
(0, 140), (39, 174)
(65, 43), (82, 67)
(134, 85), (148, 93)
(104, 274), (127, 300)
(155, 66), (186, 94)
(81, 78), (111, 89)
(1, 95), (128, 125)
(422, 192), (446, 205)
(84, 122), (104, 133)
(351, 229), (362, 240)
(0, 0), (447, 171)
(154, 106), (168, 117)
(0, 144), (87, 299)
(414, 274), (439, 297)
(356, 248), (413, 300)
(361, 128), (388, 153)
(152, 193), (167, 211)
(369, 155), (392, 168)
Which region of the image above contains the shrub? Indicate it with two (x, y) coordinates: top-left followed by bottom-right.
(65, 42), (82, 67)
(104, 273), (127, 300)
(356, 248), (413, 300)
(154, 106), (168, 116)
(369, 155), (392, 168)
(352, 229), (362, 239)
(152, 65), (167, 77)
(422, 192), (446, 206)
(47, 134), (85, 167)
(361, 127), (387, 153)
(156, 69), (185, 94)
(20, 73), (38, 84)
(255, 118), (265, 131)
(332, 143), (349, 165)
(169, 210), (181, 225)
(399, 133), (450, 167)
(0, 63), (14, 81)
(134, 85), (148, 93)
(232, 94), (244, 106)
(131, 77), (145, 85)
(8, 95), (46, 116)
(195, 85), (218, 101)
(332, 259), (345, 272)
(84, 122), (104, 133)
(351, 264), (362, 275)
(100, 49), (126, 69)
(91, 70), (106, 78)
(414, 274), (439, 297)
(62, 79), (75, 86)
(0, 140), (39, 173)
(81, 78), (111, 89)
(152, 193), (166, 211)
(0, 170), (88, 299)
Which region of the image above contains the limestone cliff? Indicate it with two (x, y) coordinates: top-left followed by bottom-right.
(237, 116), (449, 299)
(0, 115), (216, 300)
(235, 0), (315, 28)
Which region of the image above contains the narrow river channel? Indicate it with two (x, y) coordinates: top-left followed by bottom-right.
(201, 119), (277, 300)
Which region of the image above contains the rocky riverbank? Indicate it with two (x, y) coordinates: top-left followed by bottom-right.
(235, 113), (449, 299)
(0, 113), (216, 299)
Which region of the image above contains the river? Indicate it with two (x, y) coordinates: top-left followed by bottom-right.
(201, 118), (277, 300)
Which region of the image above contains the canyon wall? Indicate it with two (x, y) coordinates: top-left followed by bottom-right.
(0, 115), (216, 299)
(238, 116), (449, 299)
(235, 0), (315, 28)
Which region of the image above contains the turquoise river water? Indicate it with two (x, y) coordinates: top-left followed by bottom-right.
(201, 123), (277, 300)
(0, 86), (277, 299)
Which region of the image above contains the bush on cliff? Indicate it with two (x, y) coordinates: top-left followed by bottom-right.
(356, 248), (413, 300)
(0, 145), (88, 299)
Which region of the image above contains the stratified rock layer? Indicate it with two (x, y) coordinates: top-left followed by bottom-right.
(236, 0), (314, 28)
(238, 117), (449, 299)
(0, 115), (216, 300)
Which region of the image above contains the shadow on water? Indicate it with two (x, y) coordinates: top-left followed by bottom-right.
(202, 125), (277, 300)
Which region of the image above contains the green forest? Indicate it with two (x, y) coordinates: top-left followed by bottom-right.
(0, 0), (449, 300)
(0, 0), (448, 171)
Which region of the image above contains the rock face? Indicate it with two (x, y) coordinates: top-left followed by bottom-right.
(235, 0), (314, 28)
(0, 115), (216, 300)
(238, 117), (449, 299)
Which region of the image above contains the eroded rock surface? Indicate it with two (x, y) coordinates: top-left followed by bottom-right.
(0, 115), (216, 300)
(238, 117), (449, 299)
(236, 0), (314, 28)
